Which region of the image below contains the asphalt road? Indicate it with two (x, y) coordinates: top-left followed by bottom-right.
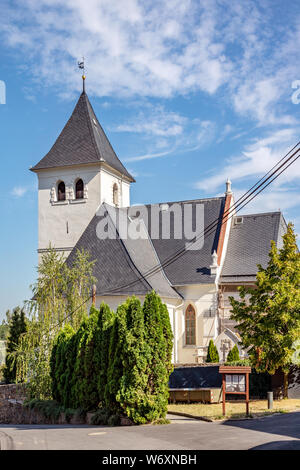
(0, 412), (300, 450)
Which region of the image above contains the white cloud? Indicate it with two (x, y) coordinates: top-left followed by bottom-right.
(11, 186), (28, 197)
(196, 129), (300, 192)
(1, 0), (300, 127)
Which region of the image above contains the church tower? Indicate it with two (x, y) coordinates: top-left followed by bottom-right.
(31, 77), (134, 261)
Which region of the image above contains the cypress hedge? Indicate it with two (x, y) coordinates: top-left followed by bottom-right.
(50, 291), (174, 424)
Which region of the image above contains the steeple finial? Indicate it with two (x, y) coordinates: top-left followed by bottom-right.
(78, 57), (86, 93)
(225, 178), (232, 195)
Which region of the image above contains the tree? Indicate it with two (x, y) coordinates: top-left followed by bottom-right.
(226, 345), (240, 362)
(14, 247), (96, 399)
(206, 339), (219, 363)
(142, 291), (173, 421)
(0, 310), (11, 340)
(229, 223), (300, 397)
(3, 307), (27, 383)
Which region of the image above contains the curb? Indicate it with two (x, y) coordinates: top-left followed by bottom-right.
(0, 431), (14, 450)
(167, 411), (213, 422)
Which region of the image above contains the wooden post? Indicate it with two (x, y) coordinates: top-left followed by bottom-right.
(222, 374), (226, 416)
(246, 372), (249, 416)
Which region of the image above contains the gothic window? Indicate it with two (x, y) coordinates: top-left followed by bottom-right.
(113, 183), (119, 206)
(75, 179), (84, 199)
(185, 304), (196, 345)
(57, 181), (66, 201)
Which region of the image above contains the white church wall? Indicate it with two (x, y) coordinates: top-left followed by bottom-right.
(100, 167), (131, 207)
(173, 283), (218, 364)
(37, 164), (101, 259)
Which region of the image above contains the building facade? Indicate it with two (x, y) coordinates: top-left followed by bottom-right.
(31, 89), (287, 364)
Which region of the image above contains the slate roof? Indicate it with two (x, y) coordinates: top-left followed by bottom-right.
(67, 203), (181, 298)
(67, 197), (225, 296)
(137, 197), (225, 285)
(31, 92), (134, 181)
(220, 212), (287, 283)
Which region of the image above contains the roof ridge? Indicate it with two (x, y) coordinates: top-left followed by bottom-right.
(82, 92), (102, 163)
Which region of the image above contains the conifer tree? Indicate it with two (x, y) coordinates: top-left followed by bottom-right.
(142, 291), (173, 421)
(114, 297), (150, 423)
(95, 303), (115, 406)
(4, 307), (27, 383)
(229, 223), (300, 397)
(226, 344), (240, 362)
(206, 339), (219, 363)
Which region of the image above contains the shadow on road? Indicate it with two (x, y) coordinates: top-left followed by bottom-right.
(250, 440), (300, 450)
(222, 411), (300, 441)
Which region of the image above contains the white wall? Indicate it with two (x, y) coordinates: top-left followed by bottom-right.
(37, 164), (132, 261)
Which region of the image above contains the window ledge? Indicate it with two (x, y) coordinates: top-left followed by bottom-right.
(70, 198), (87, 204)
(51, 200), (69, 206)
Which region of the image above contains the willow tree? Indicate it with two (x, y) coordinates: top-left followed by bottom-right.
(229, 223), (300, 397)
(15, 246), (96, 399)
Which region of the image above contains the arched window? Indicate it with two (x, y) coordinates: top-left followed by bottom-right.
(185, 304), (196, 345)
(113, 183), (119, 206)
(75, 179), (84, 199)
(57, 181), (66, 201)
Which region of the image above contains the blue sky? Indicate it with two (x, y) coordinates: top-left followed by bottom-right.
(0, 0), (300, 319)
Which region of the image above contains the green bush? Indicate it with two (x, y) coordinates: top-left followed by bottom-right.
(206, 340), (219, 363)
(50, 293), (174, 425)
(226, 345), (240, 362)
(107, 414), (120, 426)
(91, 408), (111, 425)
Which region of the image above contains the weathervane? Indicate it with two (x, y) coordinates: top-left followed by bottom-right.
(78, 57), (86, 92)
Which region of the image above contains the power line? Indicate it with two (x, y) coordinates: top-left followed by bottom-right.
(99, 142), (300, 295)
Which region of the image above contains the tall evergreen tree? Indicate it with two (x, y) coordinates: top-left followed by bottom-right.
(229, 223), (300, 397)
(4, 307), (27, 383)
(226, 345), (240, 362)
(206, 339), (219, 363)
(142, 291), (173, 421)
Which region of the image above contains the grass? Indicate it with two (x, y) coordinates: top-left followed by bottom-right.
(168, 399), (300, 421)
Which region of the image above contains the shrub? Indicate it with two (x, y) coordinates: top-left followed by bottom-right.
(142, 291), (173, 422)
(107, 414), (120, 426)
(91, 408), (111, 425)
(206, 340), (219, 363)
(226, 345), (240, 362)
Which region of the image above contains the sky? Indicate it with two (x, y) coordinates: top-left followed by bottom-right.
(0, 0), (300, 320)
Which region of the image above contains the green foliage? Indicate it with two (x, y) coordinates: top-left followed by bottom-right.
(91, 408), (111, 425)
(50, 292), (174, 424)
(23, 399), (64, 420)
(226, 345), (240, 362)
(142, 291), (174, 422)
(225, 359), (251, 366)
(3, 307), (27, 383)
(206, 339), (219, 363)
(229, 223), (300, 383)
(14, 247), (96, 400)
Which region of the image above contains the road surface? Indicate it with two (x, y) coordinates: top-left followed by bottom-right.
(0, 412), (299, 450)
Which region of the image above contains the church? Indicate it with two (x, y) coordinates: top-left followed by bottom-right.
(30, 79), (287, 365)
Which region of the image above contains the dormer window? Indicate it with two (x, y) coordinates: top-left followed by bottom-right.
(113, 183), (119, 206)
(57, 181), (66, 201)
(75, 179), (84, 199)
